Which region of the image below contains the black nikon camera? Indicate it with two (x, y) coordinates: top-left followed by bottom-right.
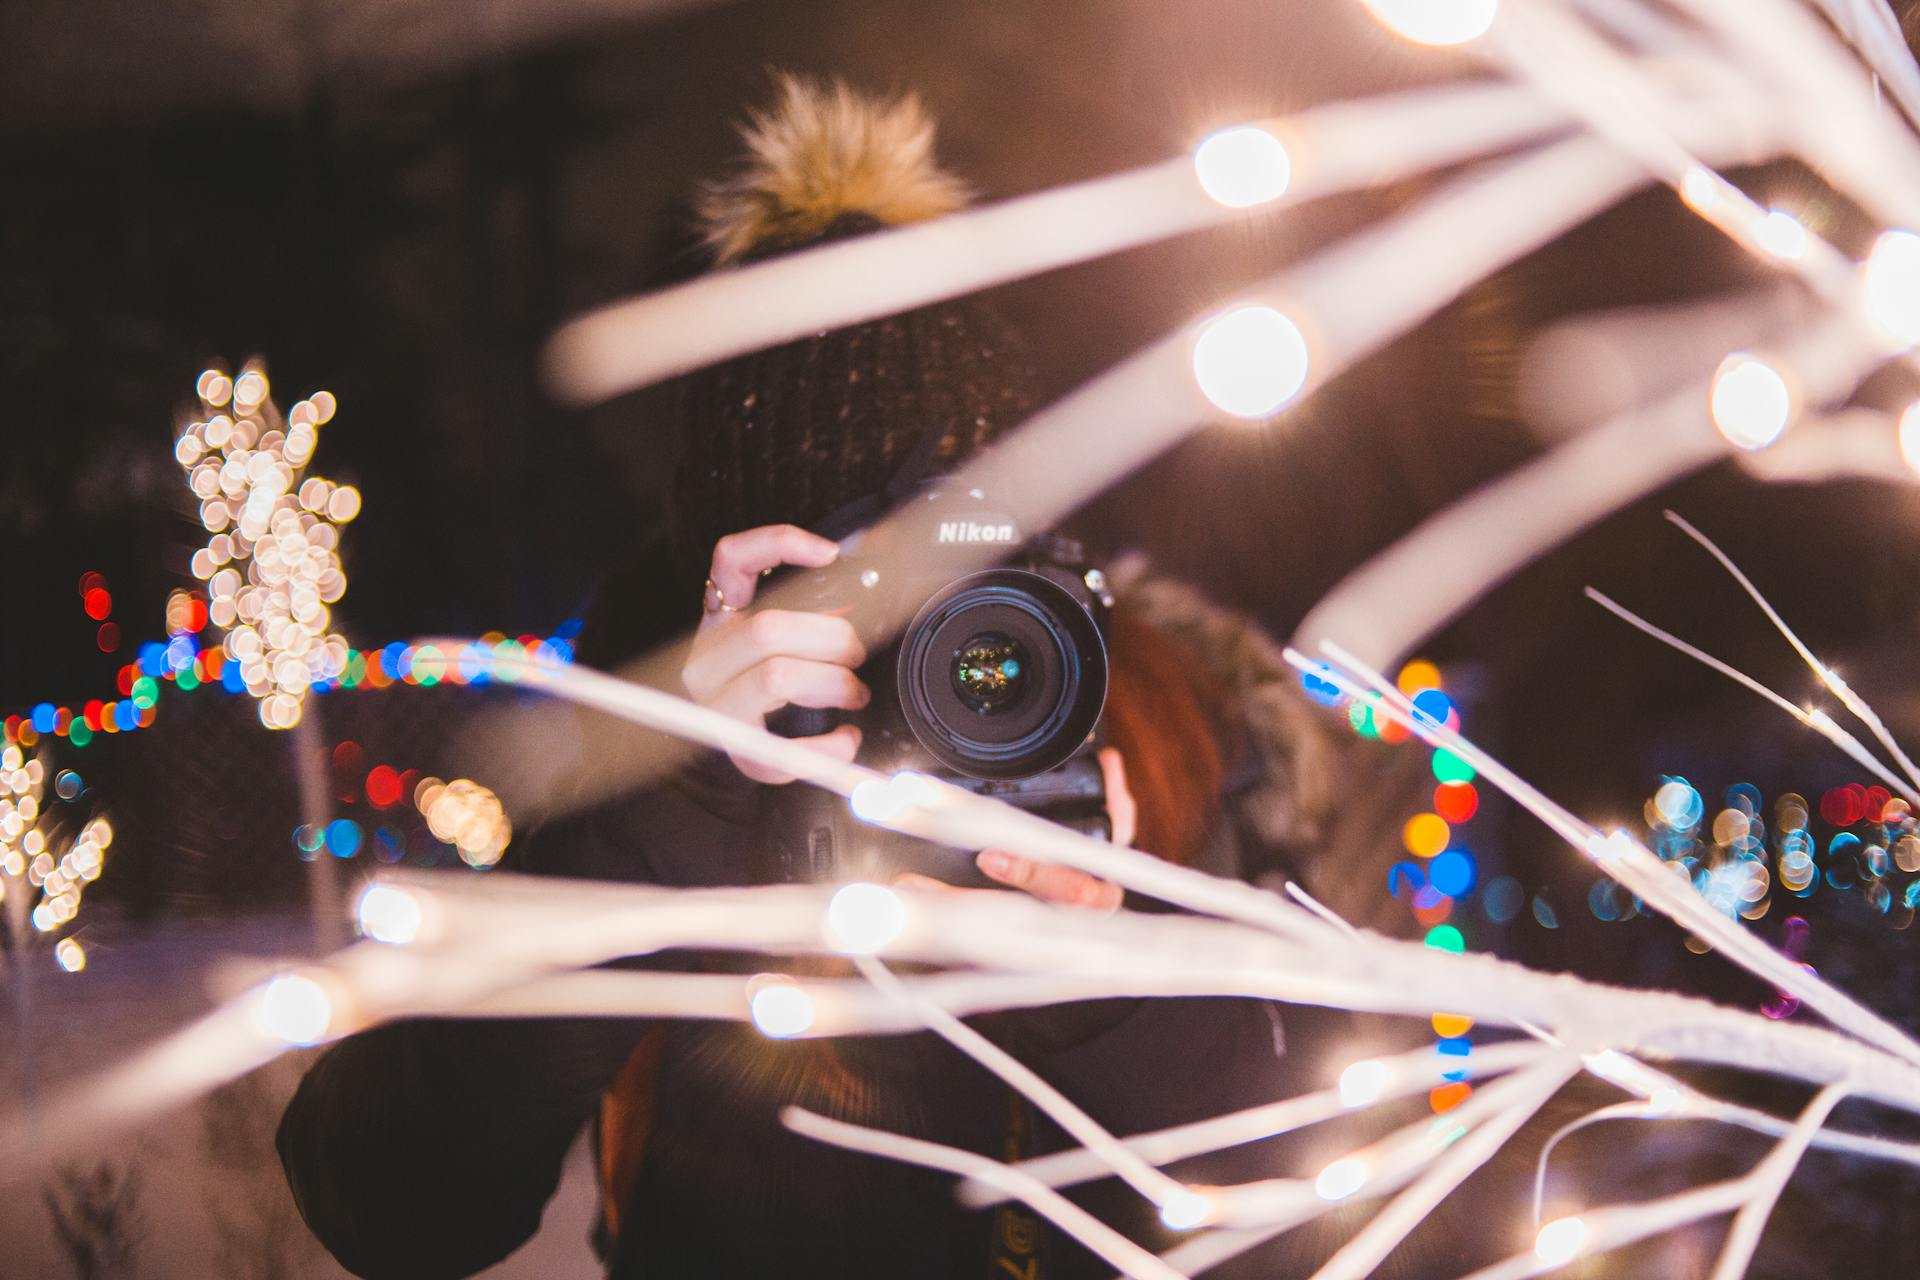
(758, 483), (1113, 887)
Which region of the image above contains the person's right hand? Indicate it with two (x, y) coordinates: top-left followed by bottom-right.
(680, 524), (870, 784)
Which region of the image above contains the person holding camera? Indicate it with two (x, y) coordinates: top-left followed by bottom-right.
(279, 75), (1376, 1280)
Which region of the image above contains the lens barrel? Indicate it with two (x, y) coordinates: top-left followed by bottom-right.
(896, 569), (1106, 779)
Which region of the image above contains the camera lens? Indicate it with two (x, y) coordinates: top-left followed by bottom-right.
(951, 633), (1029, 714)
(897, 569), (1106, 780)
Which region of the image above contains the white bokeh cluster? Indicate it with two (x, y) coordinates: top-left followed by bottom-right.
(0, 746), (111, 951)
(417, 777), (512, 868)
(175, 365), (360, 729)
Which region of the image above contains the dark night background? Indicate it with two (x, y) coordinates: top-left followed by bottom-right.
(6, 0), (1920, 1276)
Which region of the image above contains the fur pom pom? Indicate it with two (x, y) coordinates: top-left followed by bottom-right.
(698, 74), (969, 265)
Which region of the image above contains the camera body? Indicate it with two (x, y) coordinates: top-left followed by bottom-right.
(758, 484), (1113, 887)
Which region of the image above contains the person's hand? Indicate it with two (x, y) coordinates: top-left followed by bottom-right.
(681, 524), (868, 784)
(896, 747), (1135, 912)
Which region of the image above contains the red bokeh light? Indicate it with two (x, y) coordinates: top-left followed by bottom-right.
(83, 587), (113, 620)
(1433, 781), (1478, 824)
(1820, 786), (1864, 826)
(96, 622), (121, 653)
(365, 765), (402, 809)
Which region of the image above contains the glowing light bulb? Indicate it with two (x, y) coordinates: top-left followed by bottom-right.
(1709, 353), (1792, 450)
(55, 938), (85, 972)
(1159, 1188), (1212, 1230)
(849, 772), (939, 825)
(357, 884), (424, 945)
(1755, 209), (1808, 262)
(825, 882), (907, 955)
(1339, 1059), (1392, 1108)
(1900, 402), (1920, 476)
(1586, 831), (1634, 865)
(850, 777), (908, 824)
(1864, 230), (1920, 348)
(1192, 305), (1311, 419)
(1194, 125), (1292, 208)
(1534, 1216), (1587, 1265)
(1679, 165), (1728, 218)
(1360, 0), (1500, 45)
(253, 973), (335, 1046)
(1315, 1155), (1370, 1201)
(750, 979), (816, 1038)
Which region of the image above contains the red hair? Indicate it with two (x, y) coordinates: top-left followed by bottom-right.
(1100, 601), (1242, 868)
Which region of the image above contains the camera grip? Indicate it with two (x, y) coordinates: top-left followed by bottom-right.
(765, 705), (840, 739)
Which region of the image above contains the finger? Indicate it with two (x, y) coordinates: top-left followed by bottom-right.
(1097, 747), (1137, 849)
(684, 610), (866, 701)
(976, 850), (1123, 911)
(708, 524), (839, 611)
(715, 657), (870, 722)
(729, 723), (861, 786)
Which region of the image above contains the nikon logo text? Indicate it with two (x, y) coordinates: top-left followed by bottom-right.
(937, 521), (1017, 545)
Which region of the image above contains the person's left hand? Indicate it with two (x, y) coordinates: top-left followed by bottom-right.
(895, 746), (1134, 912)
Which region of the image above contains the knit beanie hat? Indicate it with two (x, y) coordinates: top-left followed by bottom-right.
(667, 76), (1042, 576)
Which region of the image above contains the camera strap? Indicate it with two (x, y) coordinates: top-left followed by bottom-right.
(987, 1088), (1052, 1280)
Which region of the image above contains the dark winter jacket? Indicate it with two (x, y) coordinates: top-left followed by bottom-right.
(276, 559), (1390, 1280)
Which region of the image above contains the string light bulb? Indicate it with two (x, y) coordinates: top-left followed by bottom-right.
(252, 973), (336, 1046)
(1193, 125), (1292, 208)
(1755, 209), (1809, 262)
(1158, 1188), (1212, 1230)
(356, 884), (426, 945)
(1359, 0), (1500, 46)
(825, 882), (907, 955)
(1864, 230), (1920, 348)
(1899, 402), (1920, 477)
(1315, 1155), (1371, 1201)
(1192, 304), (1311, 419)
(1339, 1058), (1392, 1108)
(849, 771), (939, 825)
(1709, 353), (1793, 450)
(749, 976), (816, 1038)
(1534, 1215), (1587, 1265)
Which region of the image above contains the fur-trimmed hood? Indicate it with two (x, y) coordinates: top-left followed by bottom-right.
(1111, 556), (1428, 928)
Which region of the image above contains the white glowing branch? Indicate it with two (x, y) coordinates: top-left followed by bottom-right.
(1458, 1082), (1848, 1280)
(1582, 587), (1915, 800)
(1663, 0), (1920, 231)
(541, 76), (1672, 406)
(781, 1107), (1188, 1280)
(1705, 1083), (1848, 1280)
(1306, 1056), (1582, 1280)
(1803, 0), (1920, 129)
(1308, 639), (1920, 1070)
(1488, 3), (1858, 298)
(852, 954), (1193, 1212)
(1661, 510), (1920, 796)
(958, 1040), (1550, 1207)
